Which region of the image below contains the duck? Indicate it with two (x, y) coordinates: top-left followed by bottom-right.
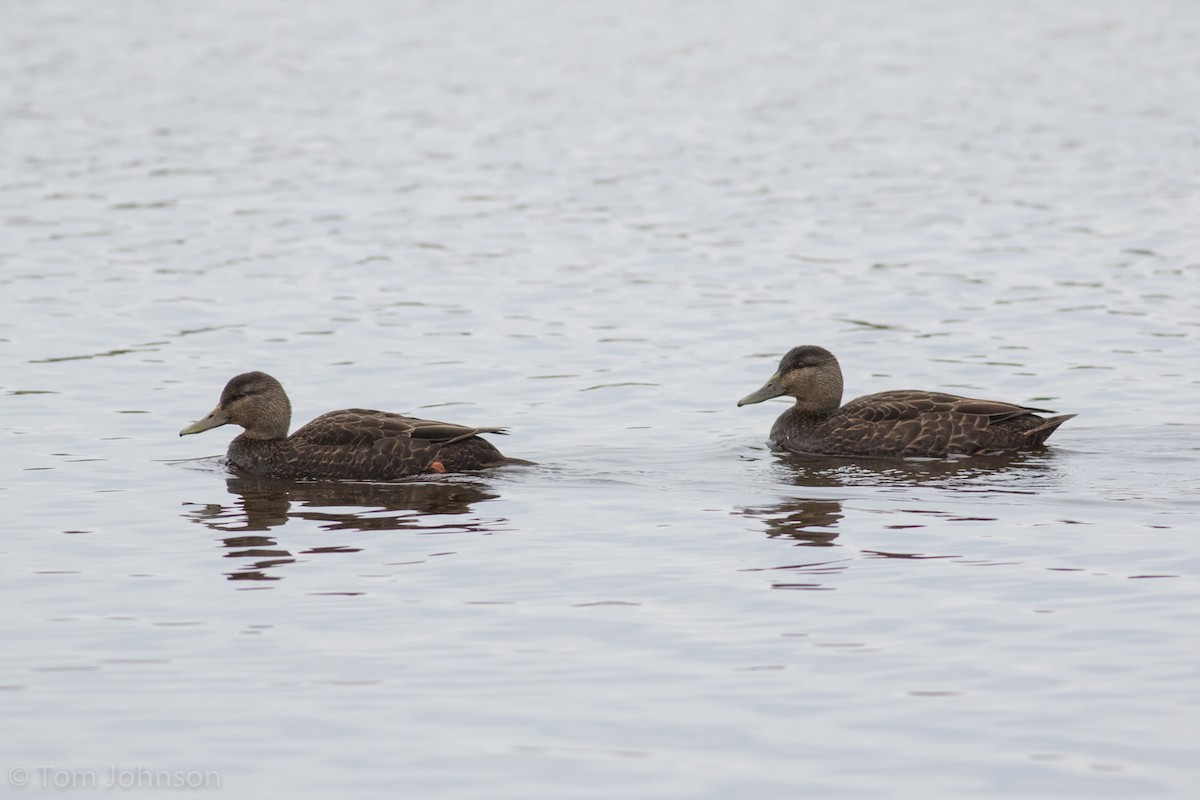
(180, 371), (519, 479)
(738, 345), (1075, 458)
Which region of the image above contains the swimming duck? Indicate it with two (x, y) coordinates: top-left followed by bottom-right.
(180, 371), (517, 479)
(738, 346), (1074, 458)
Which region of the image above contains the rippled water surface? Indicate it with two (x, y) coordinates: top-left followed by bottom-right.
(3, 1), (1199, 797)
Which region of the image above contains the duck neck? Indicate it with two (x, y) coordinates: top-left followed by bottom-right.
(238, 427), (288, 441)
(792, 397), (837, 416)
(241, 398), (291, 440)
(236, 420), (289, 441)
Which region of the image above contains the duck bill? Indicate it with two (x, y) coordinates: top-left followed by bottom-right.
(737, 371), (785, 407)
(179, 405), (229, 436)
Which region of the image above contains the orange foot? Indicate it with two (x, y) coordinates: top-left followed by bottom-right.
(430, 461), (446, 473)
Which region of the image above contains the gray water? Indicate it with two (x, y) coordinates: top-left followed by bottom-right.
(3, 0), (1199, 797)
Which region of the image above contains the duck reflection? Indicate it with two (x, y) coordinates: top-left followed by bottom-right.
(740, 498), (844, 546)
(770, 448), (1063, 491)
(183, 476), (502, 582)
(735, 495), (849, 590)
(738, 448), (1068, 589)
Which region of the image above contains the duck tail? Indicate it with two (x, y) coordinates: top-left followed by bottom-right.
(495, 456), (537, 467)
(1024, 413), (1076, 445)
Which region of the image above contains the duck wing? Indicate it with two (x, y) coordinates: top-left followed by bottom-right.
(292, 409), (505, 447)
(842, 391), (1051, 422)
(404, 418), (508, 445)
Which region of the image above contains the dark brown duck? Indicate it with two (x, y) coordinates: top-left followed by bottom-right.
(180, 371), (518, 479)
(738, 346), (1074, 458)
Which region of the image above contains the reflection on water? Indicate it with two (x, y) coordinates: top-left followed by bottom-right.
(741, 498), (844, 547)
(769, 448), (1067, 492)
(183, 476), (503, 581)
(738, 449), (1070, 590)
(736, 495), (849, 590)
(742, 449), (1063, 537)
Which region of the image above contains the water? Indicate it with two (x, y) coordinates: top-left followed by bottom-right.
(3, 0), (1199, 797)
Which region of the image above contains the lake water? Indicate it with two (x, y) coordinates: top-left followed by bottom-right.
(3, 0), (1199, 797)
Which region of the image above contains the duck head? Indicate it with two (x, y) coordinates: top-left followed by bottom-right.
(737, 345), (845, 414)
(180, 371), (292, 440)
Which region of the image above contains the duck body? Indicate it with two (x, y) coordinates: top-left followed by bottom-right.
(767, 389), (1073, 458)
(181, 372), (514, 480)
(740, 346), (1074, 458)
(224, 409), (510, 480)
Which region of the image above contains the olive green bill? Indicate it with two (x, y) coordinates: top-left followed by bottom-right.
(179, 405), (229, 436)
(737, 370), (785, 407)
